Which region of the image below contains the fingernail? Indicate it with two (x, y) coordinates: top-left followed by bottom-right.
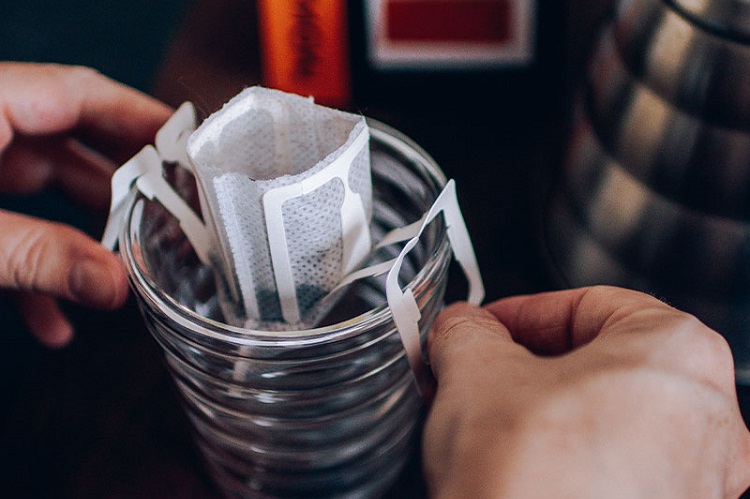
(69, 258), (118, 308)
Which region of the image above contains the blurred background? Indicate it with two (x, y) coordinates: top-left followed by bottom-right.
(2, 0), (748, 497)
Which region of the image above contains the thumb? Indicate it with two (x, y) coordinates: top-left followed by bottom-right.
(427, 302), (535, 389)
(0, 210), (128, 309)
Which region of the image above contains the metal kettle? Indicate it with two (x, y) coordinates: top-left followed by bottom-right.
(545, 0), (750, 381)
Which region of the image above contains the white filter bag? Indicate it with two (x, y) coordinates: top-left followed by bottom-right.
(187, 87), (373, 328)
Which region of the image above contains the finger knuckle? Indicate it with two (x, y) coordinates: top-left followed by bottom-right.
(435, 315), (495, 344)
(668, 311), (735, 372)
(689, 317), (730, 356)
(698, 329), (734, 372)
(64, 65), (105, 85)
(431, 316), (470, 352)
(8, 228), (48, 290)
(429, 314), (502, 364)
(3, 221), (73, 292)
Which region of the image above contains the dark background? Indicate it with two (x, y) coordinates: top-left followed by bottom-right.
(1, 1), (748, 497)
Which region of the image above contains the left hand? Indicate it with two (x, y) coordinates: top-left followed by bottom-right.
(0, 62), (172, 347)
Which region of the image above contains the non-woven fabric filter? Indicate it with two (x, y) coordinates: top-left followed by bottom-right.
(186, 87), (373, 329)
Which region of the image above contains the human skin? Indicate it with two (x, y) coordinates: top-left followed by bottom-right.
(0, 62), (172, 347)
(424, 286), (750, 498)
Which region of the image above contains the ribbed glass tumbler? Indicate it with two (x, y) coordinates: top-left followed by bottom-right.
(119, 120), (452, 498)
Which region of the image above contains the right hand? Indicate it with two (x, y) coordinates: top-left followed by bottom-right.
(424, 286), (750, 498)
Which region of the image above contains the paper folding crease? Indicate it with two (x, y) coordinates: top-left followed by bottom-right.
(102, 102), (210, 264)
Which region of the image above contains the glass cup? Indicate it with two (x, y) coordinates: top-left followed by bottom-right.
(119, 119), (452, 498)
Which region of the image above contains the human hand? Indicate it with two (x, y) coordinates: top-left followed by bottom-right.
(424, 286), (750, 498)
(0, 62), (172, 347)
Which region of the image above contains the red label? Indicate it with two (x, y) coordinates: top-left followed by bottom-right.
(386, 0), (512, 43)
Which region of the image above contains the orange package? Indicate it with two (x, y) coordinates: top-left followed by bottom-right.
(257, 0), (352, 109)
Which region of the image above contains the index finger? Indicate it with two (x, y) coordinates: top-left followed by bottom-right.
(484, 286), (675, 355)
(0, 62), (172, 160)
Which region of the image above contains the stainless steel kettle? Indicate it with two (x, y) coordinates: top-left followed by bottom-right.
(545, 0), (750, 381)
